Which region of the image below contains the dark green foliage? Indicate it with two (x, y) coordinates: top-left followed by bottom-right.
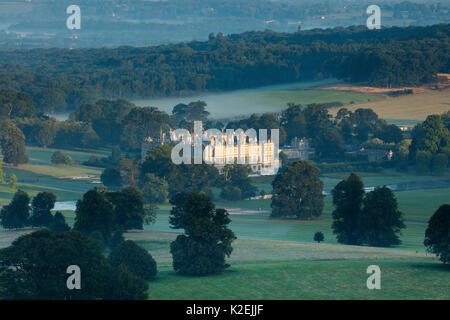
(220, 164), (257, 200)
(73, 189), (115, 243)
(0, 89), (37, 119)
(109, 264), (149, 300)
(51, 151), (72, 165)
(410, 115), (450, 174)
(172, 101), (210, 124)
(0, 230), (112, 300)
(331, 173), (365, 245)
(141, 144), (219, 197)
(332, 173), (406, 247)
(424, 204), (450, 264)
(431, 153), (449, 176)
(109, 230), (125, 250)
(0, 123), (28, 166)
(74, 187), (149, 246)
(169, 193), (235, 275)
(106, 187), (147, 231)
(109, 240), (157, 281)
(220, 185), (243, 201)
(101, 167), (122, 187)
(271, 161), (324, 219)
(1, 24), (448, 109)
(0, 190), (30, 229)
(415, 150), (432, 175)
(359, 187), (405, 247)
(314, 232), (324, 243)
(49, 211), (70, 232)
(140, 173), (168, 204)
(29, 191), (56, 228)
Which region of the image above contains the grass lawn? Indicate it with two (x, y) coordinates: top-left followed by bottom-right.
(145, 259), (449, 300)
(26, 146), (111, 165)
(126, 230), (449, 300)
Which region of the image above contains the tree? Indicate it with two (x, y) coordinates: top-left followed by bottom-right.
(0, 159), (5, 184)
(415, 150), (431, 175)
(109, 264), (149, 300)
(331, 173), (365, 245)
(106, 187), (147, 231)
(51, 151), (72, 165)
(101, 167), (122, 187)
(431, 153), (448, 176)
(0, 123), (28, 166)
(111, 146), (122, 164)
(109, 240), (157, 281)
(140, 173), (168, 204)
(169, 193), (235, 275)
(221, 164), (257, 200)
(30, 191), (56, 227)
(119, 158), (140, 186)
(271, 161), (324, 219)
(424, 204), (450, 264)
(0, 230), (112, 300)
(7, 173), (17, 191)
(359, 186), (405, 247)
(220, 185), (242, 201)
(49, 211), (71, 232)
(410, 115), (450, 167)
(314, 232), (324, 243)
(172, 101), (210, 124)
(73, 189), (115, 243)
(34, 120), (57, 148)
(0, 190), (30, 229)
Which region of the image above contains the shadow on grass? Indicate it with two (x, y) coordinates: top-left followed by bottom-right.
(409, 261), (450, 271)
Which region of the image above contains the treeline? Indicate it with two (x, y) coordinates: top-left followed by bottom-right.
(3, 85), (449, 176)
(0, 24), (448, 112)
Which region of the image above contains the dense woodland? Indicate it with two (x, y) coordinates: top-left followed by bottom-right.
(0, 24), (449, 112)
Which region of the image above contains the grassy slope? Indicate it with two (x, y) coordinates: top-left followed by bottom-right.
(329, 88), (450, 123)
(127, 230), (449, 300)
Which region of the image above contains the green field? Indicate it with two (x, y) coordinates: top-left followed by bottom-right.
(1, 147), (449, 300)
(126, 230), (449, 300)
(0, 147), (104, 205)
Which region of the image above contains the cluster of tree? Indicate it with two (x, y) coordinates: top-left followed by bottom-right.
(271, 160), (324, 219)
(409, 114), (450, 175)
(0, 190), (70, 231)
(0, 24), (448, 111)
(51, 151), (73, 166)
(331, 173), (405, 247)
(282, 104), (403, 158)
(0, 230), (155, 299)
(73, 187), (154, 247)
(219, 165), (257, 201)
(140, 144), (220, 198)
(169, 192), (235, 275)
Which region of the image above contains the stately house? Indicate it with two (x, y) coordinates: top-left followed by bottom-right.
(142, 130), (280, 175)
(202, 132), (280, 175)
